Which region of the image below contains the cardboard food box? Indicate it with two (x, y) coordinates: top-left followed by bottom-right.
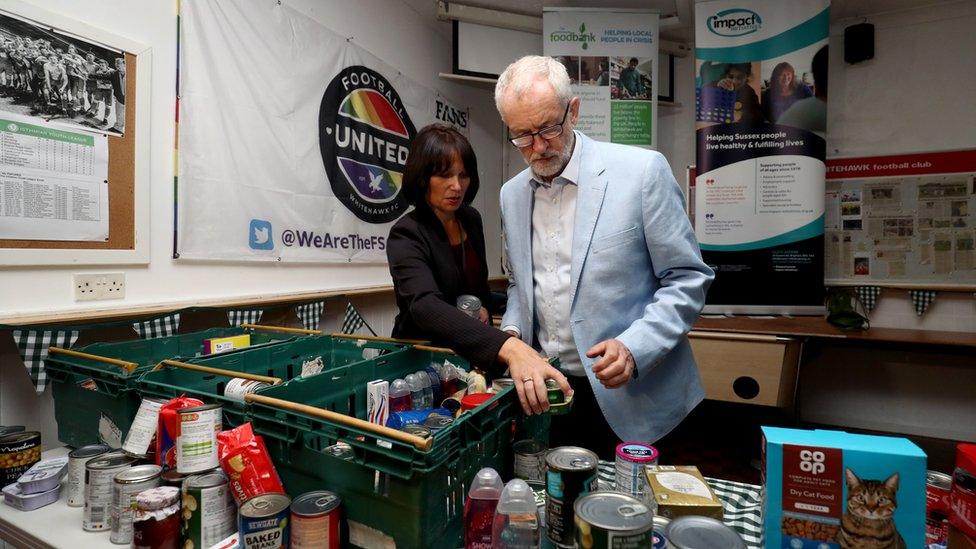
(762, 427), (926, 549)
(644, 465), (724, 520)
(203, 334), (250, 354)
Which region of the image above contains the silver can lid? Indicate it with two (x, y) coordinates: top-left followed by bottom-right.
(665, 516), (746, 549)
(178, 403), (222, 414)
(927, 470), (953, 490)
(115, 464), (162, 484)
(183, 471), (228, 490)
(423, 414), (454, 430)
(402, 424), (432, 438)
(69, 444), (111, 459)
(291, 490), (341, 516)
(546, 446), (599, 472)
(240, 493), (292, 518)
(513, 439), (547, 455)
(87, 453), (138, 471)
(574, 492), (653, 532)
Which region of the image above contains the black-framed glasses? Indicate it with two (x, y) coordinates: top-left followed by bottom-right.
(507, 102), (570, 148)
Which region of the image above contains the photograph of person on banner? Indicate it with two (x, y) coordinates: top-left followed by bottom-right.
(613, 56), (653, 100)
(707, 62), (763, 124)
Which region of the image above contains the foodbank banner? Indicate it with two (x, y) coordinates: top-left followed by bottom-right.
(543, 8), (658, 148)
(177, 0), (457, 262)
(694, 0), (830, 313)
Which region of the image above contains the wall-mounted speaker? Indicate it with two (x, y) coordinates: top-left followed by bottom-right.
(844, 23), (874, 64)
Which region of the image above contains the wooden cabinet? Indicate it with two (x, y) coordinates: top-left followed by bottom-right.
(689, 331), (802, 407)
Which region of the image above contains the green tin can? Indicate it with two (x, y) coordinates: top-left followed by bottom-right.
(181, 471), (236, 549)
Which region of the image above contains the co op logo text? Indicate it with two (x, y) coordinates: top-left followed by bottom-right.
(707, 8), (762, 37)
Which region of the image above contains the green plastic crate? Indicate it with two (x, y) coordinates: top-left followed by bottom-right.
(247, 346), (535, 549)
(46, 327), (298, 448)
(137, 334), (409, 429)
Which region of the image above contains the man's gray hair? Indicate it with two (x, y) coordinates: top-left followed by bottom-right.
(494, 55), (573, 117)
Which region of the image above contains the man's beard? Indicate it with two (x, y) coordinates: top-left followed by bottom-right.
(529, 133), (574, 180)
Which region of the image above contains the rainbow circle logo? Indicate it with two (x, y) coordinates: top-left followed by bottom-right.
(320, 66), (416, 224)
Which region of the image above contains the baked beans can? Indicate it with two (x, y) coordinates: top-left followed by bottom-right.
(514, 439), (547, 483)
(224, 377), (272, 403)
(133, 486), (181, 549)
(182, 471), (237, 549)
(926, 470), (953, 546)
(66, 444), (110, 506)
(290, 490), (341, 549)
(84, 452), (138, 531)
(574, 492), (655, 549)
(123, 397), (167, 458)
(239, 493), (292, 549)
(545, 446), (599, 546)
(110, 464), (163, 544)
(176, 404), (222, 474)
(0, 431), (41, 487)
(615, 442), (659, 498)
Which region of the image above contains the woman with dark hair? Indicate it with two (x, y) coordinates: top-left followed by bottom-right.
(712, 63), (762, 124)
(387, 124), (553, 377)
(761, 61), (812, 123)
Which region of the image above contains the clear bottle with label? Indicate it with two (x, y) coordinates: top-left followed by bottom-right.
(491, 479), (540, 549)
(465, 468), (503, 549)
(406, 374), (425, 410)
(415, 370), (434, 408)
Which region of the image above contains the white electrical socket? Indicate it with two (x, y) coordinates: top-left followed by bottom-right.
(74, 273), (126, 301)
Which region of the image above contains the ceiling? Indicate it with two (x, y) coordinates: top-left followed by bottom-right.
(403, 0), (962, 43)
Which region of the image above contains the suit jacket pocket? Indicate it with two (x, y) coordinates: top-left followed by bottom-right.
(592, 225), (639, 254)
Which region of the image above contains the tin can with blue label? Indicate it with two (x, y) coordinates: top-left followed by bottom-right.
(546, 446), (599, 546)
(240, 493), (291, 549)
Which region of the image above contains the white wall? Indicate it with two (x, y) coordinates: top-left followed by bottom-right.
(0, 0), (504, 320)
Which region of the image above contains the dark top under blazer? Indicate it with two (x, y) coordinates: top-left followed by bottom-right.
(387, 204), (510, 371)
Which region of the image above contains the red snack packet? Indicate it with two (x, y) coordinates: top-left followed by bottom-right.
(218, 422), (285, 505)
(156, 396), (204, 468)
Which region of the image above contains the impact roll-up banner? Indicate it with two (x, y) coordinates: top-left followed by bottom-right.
(695, 0), (829, 314)
(177, 1), (457, 262)
(543, 8), (658, 148)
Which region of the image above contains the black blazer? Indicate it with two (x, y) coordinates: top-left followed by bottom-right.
(386, 204), (510, 370)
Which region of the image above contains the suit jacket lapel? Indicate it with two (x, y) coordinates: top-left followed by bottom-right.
(570, 135), (607, 309)
(511, 176), (535, 336)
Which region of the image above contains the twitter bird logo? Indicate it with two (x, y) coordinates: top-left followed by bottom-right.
(249, 219), (274, 250)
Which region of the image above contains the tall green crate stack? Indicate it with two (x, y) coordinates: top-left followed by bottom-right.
(247, 346), (532, 549)
(137, 334), (408, 428)
(45, 327), (299, 448)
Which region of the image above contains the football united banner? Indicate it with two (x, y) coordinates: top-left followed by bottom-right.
(177, 1), (450, 262)
(543, 8), (658, 148)
(695, 0), (829, 312)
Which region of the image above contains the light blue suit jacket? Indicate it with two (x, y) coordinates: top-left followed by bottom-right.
(500, 132), (715, 443)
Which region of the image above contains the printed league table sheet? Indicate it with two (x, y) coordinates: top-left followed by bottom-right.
(825, 150), (976, 287)
(0, 112), (109, 241)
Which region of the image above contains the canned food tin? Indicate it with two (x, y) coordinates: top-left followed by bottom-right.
(123, 398), (167, 458)
(182, 471), (237, 549)
(133, 486), (181, 549)
(67, 444), (110, 506)
(423, 413), (454, 432)
(665, 515), (746, 549)
(224, 378), (272, 403)
(111, 464), (163, 544)
(16, 456), (68, 495)
(291, 490), (342, 549)
(545, 379), (564, 404)
(160, 468), (193, 488)
(652, 516), (673, 549)
(574, 492), (654, 549)
(456, 294), (481, 318)
(322, 442), (354, 461)
(491, 377), (515, 393)
(176, 404), (222, 474)
(546, 446), (600, 546)
(0, 431), (41, 487)
(926, 470), (953, 546)
(401, 423), (432, 438)
(615, 442), (659, 498)
(84, 452), (138, 531)
(240, 493), (292, 549)
(514, 439), (547, 483)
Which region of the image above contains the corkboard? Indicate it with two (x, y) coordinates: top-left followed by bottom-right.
(0, 52), (136, 250)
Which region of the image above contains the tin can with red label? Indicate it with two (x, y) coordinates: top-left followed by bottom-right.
(925, 470), (952, 546)
(290, 491), (341, 549)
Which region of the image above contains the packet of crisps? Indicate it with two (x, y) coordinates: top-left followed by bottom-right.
(217, 422), (285, 505)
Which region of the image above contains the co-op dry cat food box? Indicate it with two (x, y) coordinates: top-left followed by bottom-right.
(761, 427), (925, 549)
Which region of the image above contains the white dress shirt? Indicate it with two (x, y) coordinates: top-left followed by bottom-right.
(529, 133), (583, 375)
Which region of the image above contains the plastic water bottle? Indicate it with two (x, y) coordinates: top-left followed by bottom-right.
(440, 363), (460, 398)
(464, 467), (503, 549)
(406, 374), (425, 410)
(425, 364), (443, 403)
(491, 479), (540, 548)
(416, 369), (434, 408)
(389, 378), (412, 412)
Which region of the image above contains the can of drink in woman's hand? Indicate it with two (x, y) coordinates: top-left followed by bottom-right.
(456, 295), (481, 318)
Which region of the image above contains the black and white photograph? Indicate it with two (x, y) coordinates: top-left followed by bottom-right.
(0, 10), (125, 135)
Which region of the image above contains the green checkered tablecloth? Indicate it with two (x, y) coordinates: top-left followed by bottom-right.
(532, 462), (764, 548)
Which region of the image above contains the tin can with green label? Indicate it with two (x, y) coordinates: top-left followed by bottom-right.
(182, 471), (236, 549)
(574, 492), (655, 549)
